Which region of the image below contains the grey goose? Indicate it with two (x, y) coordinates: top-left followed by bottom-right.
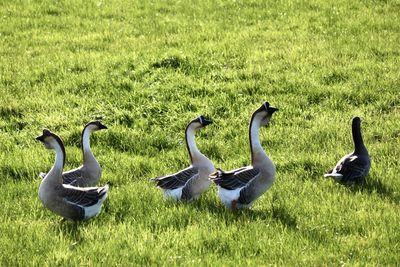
(36, 129), (108, 221)
(210, 102), (278, 209)
(324, 116), (371, 185)
(152, 116), (215, 201)
(40, 120), (107, 187)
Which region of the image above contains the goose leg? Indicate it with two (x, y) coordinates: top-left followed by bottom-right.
(231, 200), (237, 210)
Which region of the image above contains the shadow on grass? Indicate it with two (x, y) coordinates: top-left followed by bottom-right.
(185, 196), (299, 229)
(350, 177), (399, 204)
(51, 219), (88, 247)
(270, 204), (298, 229)
(179, 197), (264, 225)
(186, 197), (330, 243)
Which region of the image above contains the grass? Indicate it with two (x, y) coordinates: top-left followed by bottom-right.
(1, 0), (399, 265)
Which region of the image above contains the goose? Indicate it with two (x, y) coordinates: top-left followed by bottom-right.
(152, 116), (215, 201)
(36, 129), (109, 221)
(324, 116), (371, 185)
(40, 120), (107, 187)
(209, 102), (278, 209)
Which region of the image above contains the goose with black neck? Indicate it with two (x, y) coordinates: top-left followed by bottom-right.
(324, 116), (371, 185)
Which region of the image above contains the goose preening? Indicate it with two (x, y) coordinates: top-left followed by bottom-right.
(209, 102), (278, 209)
(152, 116), (215, 201)
(40, 121), (107, 187)
(324, 117), (371, 185)
(36, 129), (109, 221)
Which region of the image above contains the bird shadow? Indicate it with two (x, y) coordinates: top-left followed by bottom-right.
(186, 197), (299, 229)
(50, 219), (86, 247)
(349, 176), (399, 204)
(188, 197), (329, 243)
(269, 204), (298, 229)
(182, 197), (266, 225)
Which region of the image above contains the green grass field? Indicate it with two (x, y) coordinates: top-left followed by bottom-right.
(1, 0), (399, 265)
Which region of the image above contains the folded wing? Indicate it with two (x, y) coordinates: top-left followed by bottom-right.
(334, 155), (369, 181)
(39, 168), (83, 186)
(152, 166), (199, 190)
(210, 166), (260, 190)
(62, 168), (84, 185)
(61, 185), (108, 207)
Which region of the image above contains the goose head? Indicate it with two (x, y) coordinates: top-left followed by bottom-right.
(35, 129), (64, 150)
(352, 116), (361, 127)
(84, 120), (108, 133)
(255, 102), (279, 127)
(189, 115), (213, 130)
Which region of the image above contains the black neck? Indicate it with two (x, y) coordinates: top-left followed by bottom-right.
(352, 121), (365, 153)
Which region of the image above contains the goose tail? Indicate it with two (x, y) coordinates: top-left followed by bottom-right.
(324, 173), (343, 178)
(209, 168), (224, 181)
(98, 184), (109, 200)
(83, 184), (109, 220)
(150, 176), (165, 188)
(150, 176), (161, 182)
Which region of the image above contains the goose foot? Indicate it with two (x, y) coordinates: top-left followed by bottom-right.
(231, 200), (237, 210)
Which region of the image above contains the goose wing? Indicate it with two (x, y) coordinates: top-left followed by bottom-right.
(324, 154), (350, 177)
(213, 166), (248, 176)
(39, 168), (83, 185)
(60, 184), (108, 207)
(62, 168), (84, 185)
(152, 166), (199, 190)
(210, 166), (260, 190)
(334, 155), (370, 181)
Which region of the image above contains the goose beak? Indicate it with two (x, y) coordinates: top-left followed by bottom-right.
(35, 134), (45, 142)
(268, 107), (279, 114)
(99, 123), (108, 130)
(202, 118), (213, 126)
